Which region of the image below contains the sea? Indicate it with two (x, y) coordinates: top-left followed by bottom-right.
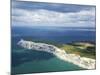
(11, 26), (96, 74)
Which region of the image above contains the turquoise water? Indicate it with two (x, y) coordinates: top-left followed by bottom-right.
(12, 48), (84, 74)
(12, 56), (84, 74)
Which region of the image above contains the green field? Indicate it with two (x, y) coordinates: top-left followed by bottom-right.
(59, 42), (96, 59)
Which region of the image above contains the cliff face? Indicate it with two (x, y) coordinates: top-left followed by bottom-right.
(17, 39), (57, 53)
(17, 39), (96, 69)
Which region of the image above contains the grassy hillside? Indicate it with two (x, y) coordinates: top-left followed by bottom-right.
(59, 42), (96, 59)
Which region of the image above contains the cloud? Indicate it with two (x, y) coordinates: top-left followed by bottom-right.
(12, 7), (95, 27)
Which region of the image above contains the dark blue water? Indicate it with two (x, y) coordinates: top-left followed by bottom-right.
(11, 26), (95, 44)
(11, 26), (95, 74)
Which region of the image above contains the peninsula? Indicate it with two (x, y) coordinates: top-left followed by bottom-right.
(17, 39), (96, 69)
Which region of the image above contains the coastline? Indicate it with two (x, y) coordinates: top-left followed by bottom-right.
(17, 39), (96, 69)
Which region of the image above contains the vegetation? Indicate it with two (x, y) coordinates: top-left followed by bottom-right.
(23, 37), (96, 59)
(59, 42), (96, 59)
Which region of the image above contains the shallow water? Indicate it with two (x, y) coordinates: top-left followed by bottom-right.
(12, 50), (84, 74)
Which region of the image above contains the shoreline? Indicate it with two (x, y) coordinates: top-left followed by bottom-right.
(17, 39), (96, 69)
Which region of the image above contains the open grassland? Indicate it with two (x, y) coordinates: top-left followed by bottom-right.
(59, 42), (96, 59)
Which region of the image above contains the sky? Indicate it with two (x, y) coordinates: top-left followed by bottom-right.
(12, 0), (96, 27)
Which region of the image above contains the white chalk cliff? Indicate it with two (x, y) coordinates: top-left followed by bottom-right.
(17, 39), (96, 69)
